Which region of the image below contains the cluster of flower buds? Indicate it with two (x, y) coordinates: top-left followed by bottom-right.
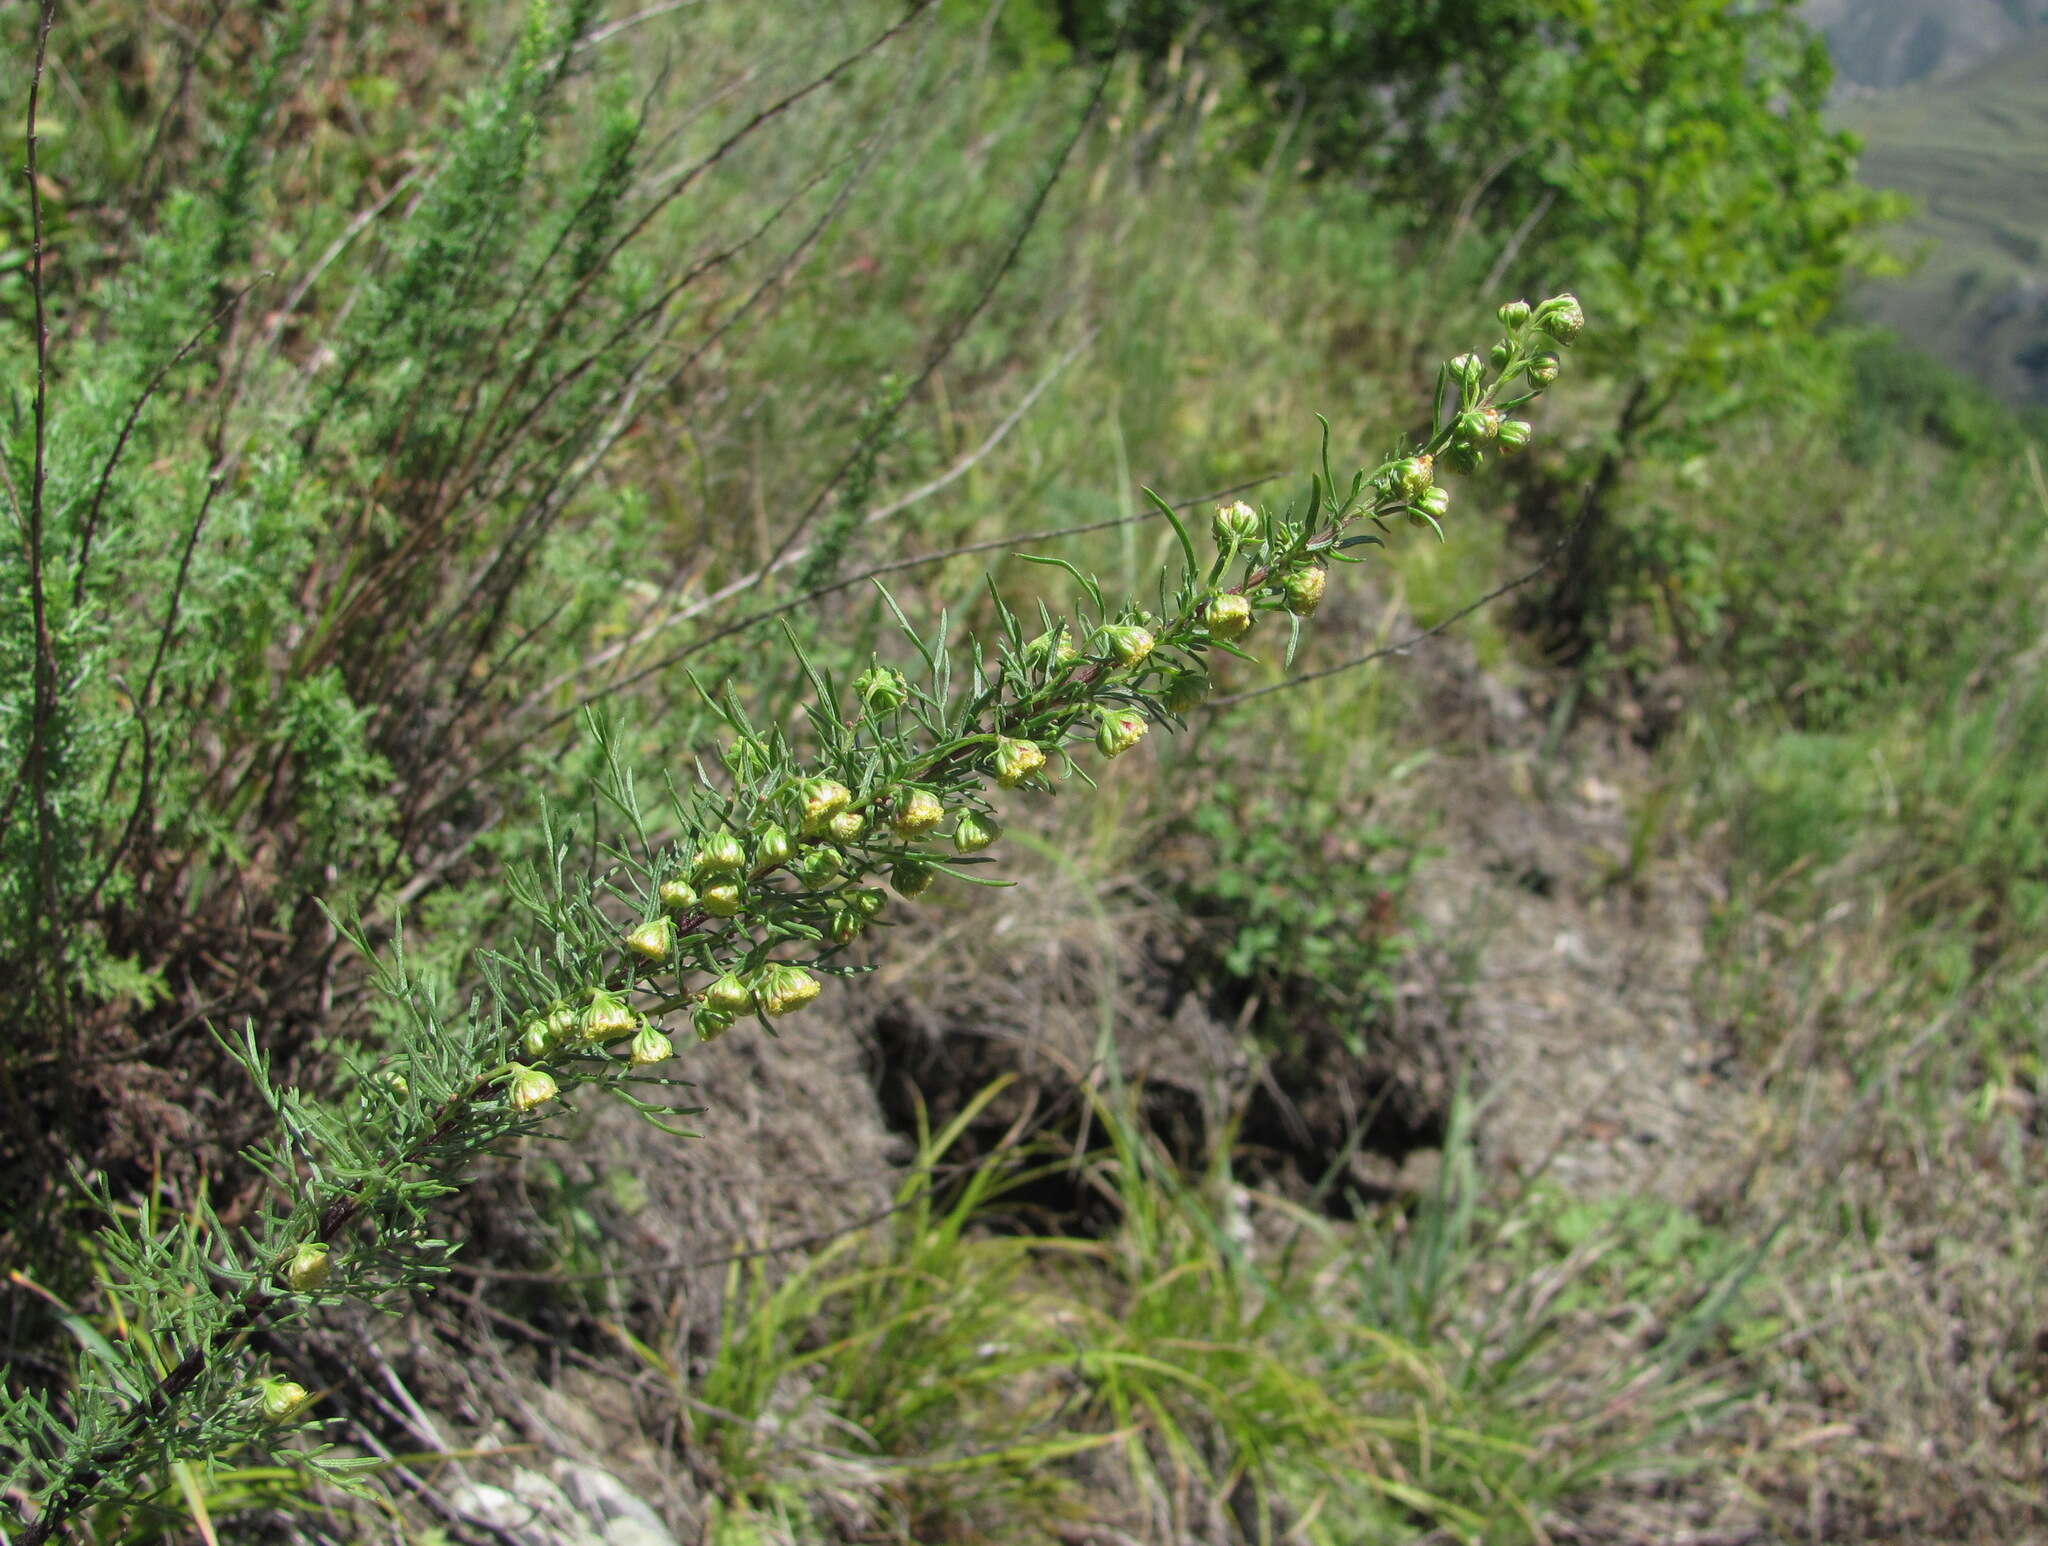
(475, 296), (1580, 1183)
(1417, 292), (1579, 514)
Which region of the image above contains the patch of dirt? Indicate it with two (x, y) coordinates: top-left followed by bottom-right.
(1384, 631), (1762, 1203)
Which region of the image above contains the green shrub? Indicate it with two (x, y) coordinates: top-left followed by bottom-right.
(0, 0), (1591, 1517)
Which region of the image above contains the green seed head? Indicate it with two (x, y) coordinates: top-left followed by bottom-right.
(992, 737), (1047, 789)
(658, 877), (698, 914)
(792, 847), (843, 888)
(508, 1063), (560, 1112)
(1211, 499), (1263, 546)
(1529, 353), (1561, 386)
(752, 962), (822, 1018)
(1163, 670), (1210, 714)
(1281, 563), (1326, 618)
(853, 663), (910, 715)
(582, 989), (639, 1043)
(829, 810), (866, 843)
(629, 1025), (675, 1067)
(701, 883), (745, 917)
(891, 788), (945, 838)
(827, 904), (863, 945)
(624, 915), (675, 964)
(695, 829), (746, 877)
(547, 1002), (580, 1040)
(1204, 593), (1254, 641)
(1095, 708), (1148, 759)
(1394, 455), (1434, 497)
(1102, 624), (1156, 670)
(521, 1017), (553, 1061)
(285, 1243), (332, 1293)
(1444, 440), (1484, 475)
(1025, 624), (1081, 672)
(703, 972), (754, 1015)
(1417, 485), (1452, 520)
(1533, 293), (1583, 344)
(693, 1005), (735, 1044)
(797, 777), (854, 836)
(953, 810), (1001, 853)
(754, 823), (795, 871)
(1496, 418), (1532, 454)
(893, 857), (937, 898)
(259, 1378), (311, 1424)
(849, 886), (888, 917)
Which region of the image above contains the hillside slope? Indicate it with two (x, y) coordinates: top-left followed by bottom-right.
(1833, 38), (2048, 403)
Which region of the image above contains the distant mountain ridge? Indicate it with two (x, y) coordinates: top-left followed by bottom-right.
(1808, 3), (2048, 403)
(1806, 0), (2048, 89)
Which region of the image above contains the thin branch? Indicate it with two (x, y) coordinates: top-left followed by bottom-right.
(72, 281), (262, 604)
(12, 0), (64, 994)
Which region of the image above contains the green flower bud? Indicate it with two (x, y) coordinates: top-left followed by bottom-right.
(854, 663), (910, 714)
(798, 777), (854, 836)
(1163, 670), (1210, 714)
(1488, 342), (1512, 370)
(285, 1243), (332, 1293)
(992, 737), (1046, 789)
(693, 1005), (735, 1043)
(695, 829), (746, 877)
(1281, 563), (1327, 618)
(1496, 419), (1532, 454)
(1449, 353), (1483, 393)
(259, 1378), (311, 1424)
(791, 847), (843, 888)
(375, 1066), (410, 1096)
(1533, 293), (1583, 344)
(1498, 299), (1532, 329)
(1095, 708), (1148, 759)
(1025, 624), (1081, 672)
(658, 877), (698, 914)
(1529, 353), (1561, 386)
(1394, 455), (1434, 497)
(829, 810), (866, 843)
(582, 989), (638, 1043)
(827, 904), (863, 945)
(893, 857), (937, 898)
(1101, 624), (1156, 669)
(1211, 499), (1262, 546)
(547, 1002), (580, 1041)
(522, 1018), (554, 1061)
(849, 886), (888, 917)
(1417, 486), (1452, 520)
(701, 883), (745, 917)
(508, 1063), (560, 1112)
(890, 789), (945, 838)
(703, 973), (754, 1015)
(629, 1025), (675, 1067)
(1455, 409), (1490, 443)
(624, 915), (675, 963)
(754, 823), (795, 871)
(953, 810), (1001, 853)
(1444, 441), (1484, 475)
(752, 962), (822, 1018)
(1204, 593), (1254, 641)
